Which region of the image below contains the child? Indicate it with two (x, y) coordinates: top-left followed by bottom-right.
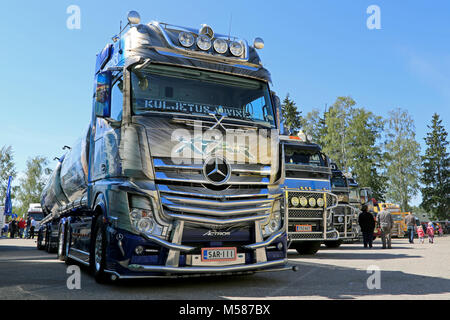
(417, 225), (425, 244)
(426, 222), (435, 244)
(438, 224), (443, 237)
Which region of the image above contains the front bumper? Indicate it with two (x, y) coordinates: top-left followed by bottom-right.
(104, 259), (293, 279)
(104, 227), (292, 278)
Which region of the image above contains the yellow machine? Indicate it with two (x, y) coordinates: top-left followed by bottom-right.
(374, 203), (408, 237)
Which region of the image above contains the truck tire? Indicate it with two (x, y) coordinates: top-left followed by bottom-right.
(324, 240), (343, 248)
(91, 216), (110, 284)
(37, 230), (44, 250)
(293, 242), (321, 255)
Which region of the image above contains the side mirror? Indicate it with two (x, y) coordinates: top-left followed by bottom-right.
(271, 92), (284, 133)
(94, 71), (112, 118)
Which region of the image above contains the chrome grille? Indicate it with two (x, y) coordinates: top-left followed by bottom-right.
(154, 157), (275, 226)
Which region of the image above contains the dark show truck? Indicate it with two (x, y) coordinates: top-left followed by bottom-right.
(280, 134), (339, 255)
(324, 164), (359, 248)
(37, 11), (293, 282)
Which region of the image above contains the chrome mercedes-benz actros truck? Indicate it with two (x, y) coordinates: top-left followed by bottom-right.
(281, 134), (339, 255)
(37, 11), (292, 282)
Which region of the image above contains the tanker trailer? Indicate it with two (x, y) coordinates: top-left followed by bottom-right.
(37, 128), (89, 252)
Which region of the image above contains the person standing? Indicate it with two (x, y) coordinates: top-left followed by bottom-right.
(377, 209), (394, 249)
(25, 216), (31, 239)
(18, 218), (26, 238)
(404, 212), (417, 244)
(30, 218), (37, 239)
(359, 205), (375, 248)
(417, 225), (425, 244)
(10, 219), (17, 238)
(426, 222), (435, 244)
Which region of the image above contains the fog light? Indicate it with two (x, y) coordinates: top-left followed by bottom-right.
(291, 197), (299, 207)
(317, 198), (324, 207)
(338, 216), (344, 223)
(135, 245), (145, 255)
(309, 197), (316, 207)
(277, 242), (283, 251)
(300, 197), (308, 207)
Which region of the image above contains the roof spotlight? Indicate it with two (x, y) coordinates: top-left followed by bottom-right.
(213, 38), (228, 54)
(253, 37), (264, 49)
(197, 34), (212, 51)
(230, 41), (244, 57)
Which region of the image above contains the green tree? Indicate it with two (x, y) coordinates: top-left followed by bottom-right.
(321, 96), (356, 172)
(346, 108), (387, 201)
(303, 108), (326, 145)
(420, 113), (449, 220)
(384, 108), (421, 211)
(16, 156), (49, 216)
(0, 145), (18, 204)
(281, 94), (303, 135)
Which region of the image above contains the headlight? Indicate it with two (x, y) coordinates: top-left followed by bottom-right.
(291, 197), (299, 207)
(317, 197), (324, 207)
(309, 197), (316, 207)
(262, 201), (282, 237)
(327, 210), (333, 226)
(213, 38), (228, 54)
(197, 35), (212, 51)
(130, 209), (155, 234)
(338, 216), (344, 223)
(230, 41), (244, 56)
(300, 197), (308, 207)
(178, 31), (194, 47)
(267, 211), (281, 234)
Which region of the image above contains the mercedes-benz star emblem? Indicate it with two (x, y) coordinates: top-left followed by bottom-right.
(203, 157), (230, 185)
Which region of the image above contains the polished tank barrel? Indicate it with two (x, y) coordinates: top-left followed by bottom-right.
(41, 127), (90, 217)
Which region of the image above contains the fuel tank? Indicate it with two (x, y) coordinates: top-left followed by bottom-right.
(41, 127), (90, 217)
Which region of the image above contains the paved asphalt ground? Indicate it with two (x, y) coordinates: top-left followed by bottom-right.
(0, 236), (449, 300)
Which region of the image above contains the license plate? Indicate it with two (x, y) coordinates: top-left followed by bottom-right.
(201, 247), (237, 262)
(296, 225), (312, 232)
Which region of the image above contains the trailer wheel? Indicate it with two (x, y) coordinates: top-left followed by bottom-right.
(91, 216), (110, 284)
(324, 240), (343, 248)
(293, 242), (321, 255)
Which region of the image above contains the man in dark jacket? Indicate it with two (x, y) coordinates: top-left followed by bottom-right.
(358, 205), (376, 248)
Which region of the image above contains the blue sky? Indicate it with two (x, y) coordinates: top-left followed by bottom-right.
(1, 0), (449, 206)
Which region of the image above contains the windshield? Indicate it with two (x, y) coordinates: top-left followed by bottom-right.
(28, 213), (44, 221)
(349, 189), (359, 202)
(284, 146), (324, 167)
(331, 175), (347, 188)
(131, 66), (275, 127)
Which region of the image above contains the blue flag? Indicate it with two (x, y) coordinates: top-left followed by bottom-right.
(4, 176), (12, 216)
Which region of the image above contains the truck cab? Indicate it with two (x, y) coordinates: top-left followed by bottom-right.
(281, 134), (338, 255)
(324, 164), (359, 248)
(39, 12), (291, 282)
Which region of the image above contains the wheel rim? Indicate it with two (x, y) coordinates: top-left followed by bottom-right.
(94, 230), (103, 272)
